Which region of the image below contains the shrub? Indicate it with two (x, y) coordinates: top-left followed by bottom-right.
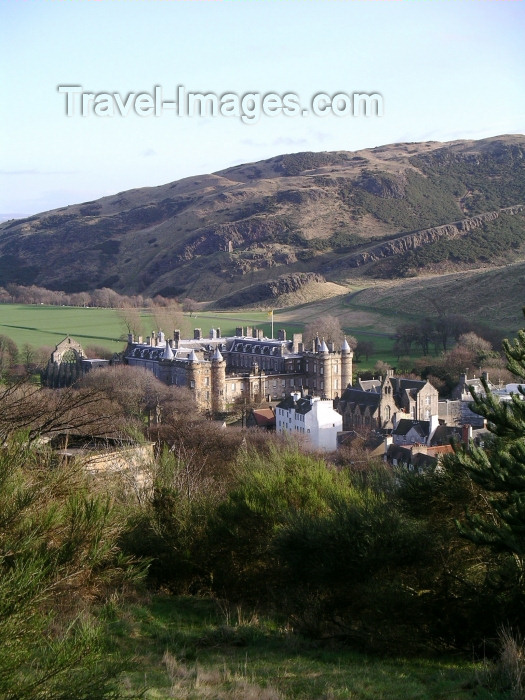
(0, 435), (141, 699)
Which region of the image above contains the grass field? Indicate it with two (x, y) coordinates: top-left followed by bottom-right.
(0, 304), (401, 371)
(0, 306), (301, 352)
(0, 304), (129, 351)
(108, 595), (500, 700)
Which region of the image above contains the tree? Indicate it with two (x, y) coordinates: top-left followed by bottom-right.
(118, 306), (144, 337)
(458, 332), (493, 366)
(182, 297), (199, 317)
(374, 360), (392, 376)
(78, 365), (196, 432)
(415, 317), (437, 356)
(303, 315), (354, 350)
(445, 313), (525, 580)
(393, 323), (418, 357)
(354, 340), (374, 362)
(84, 344), (115, 360)
(435, 315), (464, 353)
(150, 298), (188, 338)
(0, 334), (18, 376)
(0, 378), (131, 445)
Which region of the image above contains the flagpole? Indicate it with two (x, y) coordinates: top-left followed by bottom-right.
(271, 309), (274, 339)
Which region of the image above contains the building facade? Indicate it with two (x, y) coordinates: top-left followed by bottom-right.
(122, 327), (353, 413)
(337, 371), (439, 432)
(276, 392), (343, 452)
(41, 328), (353, 415)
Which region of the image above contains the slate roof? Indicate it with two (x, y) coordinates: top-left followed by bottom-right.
(163, 341), (174, 361)
(430, 425), (462, 446)
(295, 397), (315, 414)
(357, 379), (381, 393)
(393, 419), (430, 439)
(340, 387), (381, 409)
(341, 337), (351, 353)
(386, 444), (439, 470)
(276, 395), (317, 415)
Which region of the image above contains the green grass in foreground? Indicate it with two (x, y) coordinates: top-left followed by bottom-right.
(107, 595), (499, 700)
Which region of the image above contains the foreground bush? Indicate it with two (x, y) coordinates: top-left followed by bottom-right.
(0, 436), (141, 700)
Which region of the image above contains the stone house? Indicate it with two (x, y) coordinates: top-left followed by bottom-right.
(338, 371), (439, 432)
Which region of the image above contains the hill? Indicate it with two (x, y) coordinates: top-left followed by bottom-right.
(1, 135), (524, 307)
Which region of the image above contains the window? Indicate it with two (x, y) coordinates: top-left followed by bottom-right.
(205, 377), (209, 386)
(190, 380), (195, 388)
(425, 395), (431, 405)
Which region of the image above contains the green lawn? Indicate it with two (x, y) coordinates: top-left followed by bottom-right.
(0, 304), (128, 351)
(0, 304), (401, 371)
(108, 595), (500, 700)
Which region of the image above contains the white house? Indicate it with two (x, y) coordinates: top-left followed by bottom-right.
(276, 392), (342, 452)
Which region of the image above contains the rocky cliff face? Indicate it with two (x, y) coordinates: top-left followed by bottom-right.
(214, 273), (327, 308)
(338, 205), (525, 268)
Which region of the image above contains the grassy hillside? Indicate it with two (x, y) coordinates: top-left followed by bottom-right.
(345, 263), (525, 337)
(1, 135), (524, 303)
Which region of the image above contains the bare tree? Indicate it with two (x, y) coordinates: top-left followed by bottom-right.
(457, 332), (493, 365)
(374, 360), (392, 377)
(182, 298), (200, 317)
(118, 306), (144, 337)
(78, 365), (195, 427)
(151, 299), (189, 337)
(0, 335), (18, 376)
(0, 379), (122, 444)
(303, 315), (354, 349)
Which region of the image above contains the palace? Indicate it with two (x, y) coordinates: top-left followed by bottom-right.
(123, 326), (353, 413)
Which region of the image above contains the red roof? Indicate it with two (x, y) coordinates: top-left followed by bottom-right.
(251, 408), (276, 427)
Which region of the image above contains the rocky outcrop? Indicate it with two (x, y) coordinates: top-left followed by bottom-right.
(337, 205), (525, 268)
(213, 273), (326, 308)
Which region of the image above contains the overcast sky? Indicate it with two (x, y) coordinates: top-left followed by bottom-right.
(1, 0), (524, 220)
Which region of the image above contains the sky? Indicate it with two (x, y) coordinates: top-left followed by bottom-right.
(1, 0), (524, 221)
